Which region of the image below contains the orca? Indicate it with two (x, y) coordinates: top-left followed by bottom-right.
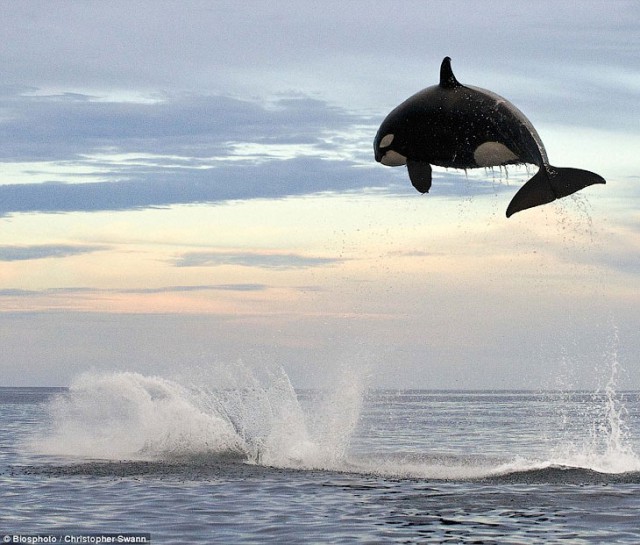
(374, 57), (606, 217)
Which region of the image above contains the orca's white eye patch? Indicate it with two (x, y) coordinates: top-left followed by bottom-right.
(379, 134), (394, 148)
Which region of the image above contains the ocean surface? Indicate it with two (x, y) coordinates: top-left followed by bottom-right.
(2, 366), (640, 544)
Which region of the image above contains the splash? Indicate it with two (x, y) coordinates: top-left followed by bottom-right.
(28, 362), (367, 471)
(26, 335), (638, 480)
(29, 372), (245, 460)
(548, 325), (640, 474)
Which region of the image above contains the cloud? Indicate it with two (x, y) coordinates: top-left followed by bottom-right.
(0, 284), (270, 298)
(0, 244), (107, 261)
(0, 91), (366, 162)
(0, 289), (40, 297)
(2, 1), (637, 144)
(0, 157), (400, 216)
(0, 90), (403, 215)
(0, 158), (527, 217)
(121, 284), (269, 294)
(175, 251), (343, 270)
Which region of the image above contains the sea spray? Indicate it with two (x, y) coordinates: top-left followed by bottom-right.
(307, 362), (367, 465)
(28, 371), (244, 460)
(216, 359), (368, 468)
(27, 349), (637, 479)
(548, 325), (640, 473)
(28, 360), (369, 470)
(224, 364), (316, 467)
(600, 347), (631, 461)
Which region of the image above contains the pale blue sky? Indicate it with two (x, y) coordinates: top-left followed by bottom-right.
(0, 1), (638, 388)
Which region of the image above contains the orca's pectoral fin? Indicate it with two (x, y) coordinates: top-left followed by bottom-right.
(407, 160), (432, 194)
(506, 166), (606, 218)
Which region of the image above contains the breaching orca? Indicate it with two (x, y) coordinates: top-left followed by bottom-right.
(374, 57), (605, 217)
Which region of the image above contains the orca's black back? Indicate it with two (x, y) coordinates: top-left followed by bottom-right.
(381, 84), (546, 170)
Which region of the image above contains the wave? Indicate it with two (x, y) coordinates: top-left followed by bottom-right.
(341, 451), (640, 483)
(483, 455), (640, 483)
(25, 363), (640, 483)
(20, 451), (640, 485)
(487, 464), (640, 484)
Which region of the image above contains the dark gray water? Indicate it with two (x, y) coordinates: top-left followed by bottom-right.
(2, 372), (640, 544)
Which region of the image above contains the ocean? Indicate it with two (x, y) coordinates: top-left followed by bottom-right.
(2, 363), (640, 544)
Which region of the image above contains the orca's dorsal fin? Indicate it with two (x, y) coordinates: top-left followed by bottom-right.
(439, 57), (460, 89)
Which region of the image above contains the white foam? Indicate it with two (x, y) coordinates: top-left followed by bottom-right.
(27, 346), (639, 478)
(28, 363), (368, 469)
(29, 371), (245, 460)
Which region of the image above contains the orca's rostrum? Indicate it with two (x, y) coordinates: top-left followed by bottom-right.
(374, 57), (605, 217)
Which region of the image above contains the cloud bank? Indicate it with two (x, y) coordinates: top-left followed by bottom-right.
(175, 251), (343, 269)
(0, 244), (107, 261)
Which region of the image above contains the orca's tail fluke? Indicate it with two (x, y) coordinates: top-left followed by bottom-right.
(506, 165), (606, 218)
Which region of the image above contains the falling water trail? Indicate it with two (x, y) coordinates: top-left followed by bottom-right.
(523, 179), (640, 474)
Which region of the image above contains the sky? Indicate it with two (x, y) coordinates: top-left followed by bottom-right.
(0, 0), (639, 389)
